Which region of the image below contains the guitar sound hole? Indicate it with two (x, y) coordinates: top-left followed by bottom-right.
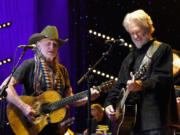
(41, 103), (51, 114)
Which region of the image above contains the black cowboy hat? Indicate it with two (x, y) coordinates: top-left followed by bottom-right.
(28, 25), (68, 47)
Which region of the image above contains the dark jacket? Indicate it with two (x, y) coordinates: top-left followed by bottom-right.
(104, 40), (178, 131)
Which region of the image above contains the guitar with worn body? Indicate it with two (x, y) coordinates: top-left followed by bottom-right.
(7, 80), (115, 135)
(59, 117), (75, 135)
(112, 65), (147, 135)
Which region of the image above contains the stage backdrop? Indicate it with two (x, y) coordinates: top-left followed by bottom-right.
(0, 0), (89, 134)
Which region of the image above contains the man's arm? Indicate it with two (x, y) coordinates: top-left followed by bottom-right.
(64, 87), (100, 107)
(0, 77), (36, 123)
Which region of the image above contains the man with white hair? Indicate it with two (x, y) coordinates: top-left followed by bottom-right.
(104, 9), (177, 135)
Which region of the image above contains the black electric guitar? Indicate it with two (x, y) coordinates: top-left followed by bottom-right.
(7, 80), (115, 135)
(112, 65), (147, 135)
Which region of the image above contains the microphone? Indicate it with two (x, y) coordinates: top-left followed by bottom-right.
(105, 39), (125, 44)
(17, 44), (37, 49)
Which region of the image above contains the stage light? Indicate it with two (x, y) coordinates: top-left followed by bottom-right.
(3, 24), (6, 27)
(124, 42), (128, 46)
(110, 76), (114, 79)
(101, 72), (105, 76)
(97, 71), (101, 74)
(0, 22), (11, 29)
(106, 74), (110, 78)
(92, 69), (96, 73)
(89, 30), (93, 33)
(0, 58), (12, 66)
(88, 29), (131, 48)
(115, 78), (118, 81)
(90, 68), (118, 81)
(106, 36), (110, 40)
(3, 60), (7, 64)
(7, 22), (11, 26)
(129, 44), (132, 48)
(102, 34), (106, 38)
(7, 58), (11, 62)
(97, 33), (101, 37)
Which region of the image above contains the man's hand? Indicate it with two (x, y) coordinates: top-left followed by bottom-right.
(126, 72), (143, 92)
(105, 105), (116, 120)
(21, 104), (36, 123)
(90, 86), (100, 101)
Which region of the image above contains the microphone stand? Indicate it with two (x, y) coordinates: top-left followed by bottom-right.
(77, 45), (113, 135)
(0, 48), (28, 135)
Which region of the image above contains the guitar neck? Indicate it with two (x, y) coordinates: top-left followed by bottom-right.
(50, 90), (89, 111)
(120, 88), (130, 109)
(43, 80), (114, 112)
(119, 67), (146, 109)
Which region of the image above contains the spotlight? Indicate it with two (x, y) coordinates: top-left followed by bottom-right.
(106, 74), (110, 78)
(129, 44), (132, 48)
(0, 21), (12, 29)
(102, 34), (106, 38)
(7, 58), (11, 62)
(106, 36), (110, 40)
(2, 24), (6, 27)
(3, 60), (6, 63)
(89, 30), (93, 33)
(7, 22), (11, 26)
(110, 76), (114, 79)
(97, 71), (101, 74)
(97, 33), (101, 37)
(0, 57), (12, 66)
(93, 31), (97, 35)
(92, 69), (96, 73)
(101, 72), (105, 76)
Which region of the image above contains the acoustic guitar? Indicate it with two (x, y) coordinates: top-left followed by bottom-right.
(59, 117), (75, 135)
(7, 80), (115, 135)
(112, 65), (147, 135)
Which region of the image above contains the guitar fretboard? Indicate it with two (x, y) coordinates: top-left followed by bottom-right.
(50, 90), (89, 111)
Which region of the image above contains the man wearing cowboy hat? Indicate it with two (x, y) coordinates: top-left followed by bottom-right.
(1, 25), (100, 135)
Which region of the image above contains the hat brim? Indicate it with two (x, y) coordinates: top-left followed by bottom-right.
(28, 33), (68, 47)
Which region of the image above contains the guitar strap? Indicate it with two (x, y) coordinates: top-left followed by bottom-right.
(139, 40), (161, 70)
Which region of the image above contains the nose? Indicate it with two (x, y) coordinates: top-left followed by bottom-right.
(132, 34), (138, 40)
(49, 44), (56, 49)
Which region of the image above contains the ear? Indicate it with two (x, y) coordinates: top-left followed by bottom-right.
(36, 41), (41, 49)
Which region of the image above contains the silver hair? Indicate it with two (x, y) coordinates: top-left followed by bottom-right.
(123, 9), (155, 34)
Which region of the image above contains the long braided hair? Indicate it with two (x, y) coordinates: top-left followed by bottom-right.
(33, 48), (62, 96)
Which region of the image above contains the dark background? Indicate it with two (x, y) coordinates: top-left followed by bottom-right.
(74, 0), (180, 133)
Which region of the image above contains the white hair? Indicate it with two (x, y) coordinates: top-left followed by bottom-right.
(123, 9), (155, 34)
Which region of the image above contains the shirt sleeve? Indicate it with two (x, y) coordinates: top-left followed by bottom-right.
(13, 59), (34, 83)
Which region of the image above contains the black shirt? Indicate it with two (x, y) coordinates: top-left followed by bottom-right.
(13, 58), (71, 97)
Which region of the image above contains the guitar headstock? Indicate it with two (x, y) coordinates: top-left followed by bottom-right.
(96, 80), (116, 93)
(134, 64), (147, 80)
